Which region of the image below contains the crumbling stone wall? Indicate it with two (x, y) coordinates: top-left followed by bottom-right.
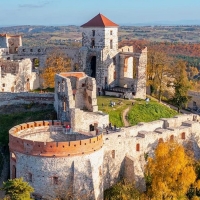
(54, 72), (100, 123)
(188, 90), (200, 110)
(7, 35), (22, 54)
(0, 15), (147, 99)
(0, 92), (54, 107)
(0, 58), (40, 92)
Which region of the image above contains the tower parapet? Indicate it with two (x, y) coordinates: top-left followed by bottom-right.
(9, 120), (103, 157)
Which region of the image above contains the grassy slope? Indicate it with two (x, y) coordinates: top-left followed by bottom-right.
(0, 109), (56, 145)
(97, 96), (177, 127)
(128, 99), (177, 126)
(97, 96), (132, 127)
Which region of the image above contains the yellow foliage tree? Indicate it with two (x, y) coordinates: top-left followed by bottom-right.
(41, 48), (71, 88)
(147, 50), (174, 101)
(145, 140), (196, 200)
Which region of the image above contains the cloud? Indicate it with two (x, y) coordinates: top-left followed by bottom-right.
(19, 1), (51, 8)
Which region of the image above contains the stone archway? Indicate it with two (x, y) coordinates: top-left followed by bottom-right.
(90, 56), (96, 78)
(32, 58), (40, 69)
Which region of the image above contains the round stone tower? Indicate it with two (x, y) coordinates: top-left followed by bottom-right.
(9, 120), (104, 200)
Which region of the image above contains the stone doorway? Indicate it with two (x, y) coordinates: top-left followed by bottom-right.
(90, 56), (96, 78)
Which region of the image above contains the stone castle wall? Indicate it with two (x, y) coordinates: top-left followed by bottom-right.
(9, 114), (200, 199)
(188, 90), (200, 109)
(0, 92), (54, 107)
(9, 121), (104, 200)
(82, 27), (118, 50)
(54, 72), (108, 132)
(0, 59), (40, 92)
(16, 46), (80, 69)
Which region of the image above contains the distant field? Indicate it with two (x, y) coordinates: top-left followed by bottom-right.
(1, 25), (200, 47)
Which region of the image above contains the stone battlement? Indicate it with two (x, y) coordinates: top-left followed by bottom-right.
(9, 120), (103, 157)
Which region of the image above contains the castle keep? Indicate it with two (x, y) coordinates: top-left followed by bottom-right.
(0, 14), (147, 99)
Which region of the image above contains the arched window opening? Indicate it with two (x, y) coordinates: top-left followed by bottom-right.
(91, 39), (95, 48)
(28, 173), (32, 182)
(170, 135), (174, 141)
(112, 150), (115, 158)
(92, 30), (95, 37)
(158, 138), (164, 143)
(52, 176), (58, 185)
(63, 98), (66, 112)
(90, 56), (96, 78)
(136, 143), (140, 151)
(89, 124), (94, 131)
(99, 167), (102, 176)
(181, 132), (186, 140)
(58, 82), (60, 92)
(12, 165), (16, 179)
(110, 40), (113, 49)
(114, 71), (116, 80)
(32, 58), (40, 69)
(62, 80), (65, 92)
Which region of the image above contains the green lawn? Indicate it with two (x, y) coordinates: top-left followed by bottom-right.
(97, 96), (132, 127)
(97, 96), (177, 127)
(0, 109), (56, 145)
(128, 100), (177, 126)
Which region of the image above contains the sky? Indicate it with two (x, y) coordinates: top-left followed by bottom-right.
(0, 0), (200, 26)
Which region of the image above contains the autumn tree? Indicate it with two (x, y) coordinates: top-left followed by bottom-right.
(147, 51), (174, 101)
(104, 180), (140, 200)
(41, 48), (71, 88)
(1, 178), (34, 200)
(171, 61), (191, 112)
(145, 140), (196, 200)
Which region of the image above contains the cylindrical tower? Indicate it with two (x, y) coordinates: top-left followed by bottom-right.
(9, 120), (104, 200)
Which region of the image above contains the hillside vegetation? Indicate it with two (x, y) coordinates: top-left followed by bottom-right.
(0, 107), (56, 145)
(97, 96), (177, 127)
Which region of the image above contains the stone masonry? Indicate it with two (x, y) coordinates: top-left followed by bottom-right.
(0, 58), (39, 92)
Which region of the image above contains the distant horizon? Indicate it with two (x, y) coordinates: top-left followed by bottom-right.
(0, 0), (200, 27)
(1, 20), (200, 28)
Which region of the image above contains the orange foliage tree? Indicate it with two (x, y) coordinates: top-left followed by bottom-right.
(41, 48), (71, 88)
(145, 140), (196, 199)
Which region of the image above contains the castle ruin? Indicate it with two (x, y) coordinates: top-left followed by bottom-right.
(9, 71), (200, 199)
(0, 14), (147, 99)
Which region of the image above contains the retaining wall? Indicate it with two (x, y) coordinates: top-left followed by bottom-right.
(0, 92), (54, 107)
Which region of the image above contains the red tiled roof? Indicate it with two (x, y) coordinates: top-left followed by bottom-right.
(81, 13), (118, 27)
(60, 72), (86, 79)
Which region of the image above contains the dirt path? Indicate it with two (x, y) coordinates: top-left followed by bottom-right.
(122, 107), (130, 127)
